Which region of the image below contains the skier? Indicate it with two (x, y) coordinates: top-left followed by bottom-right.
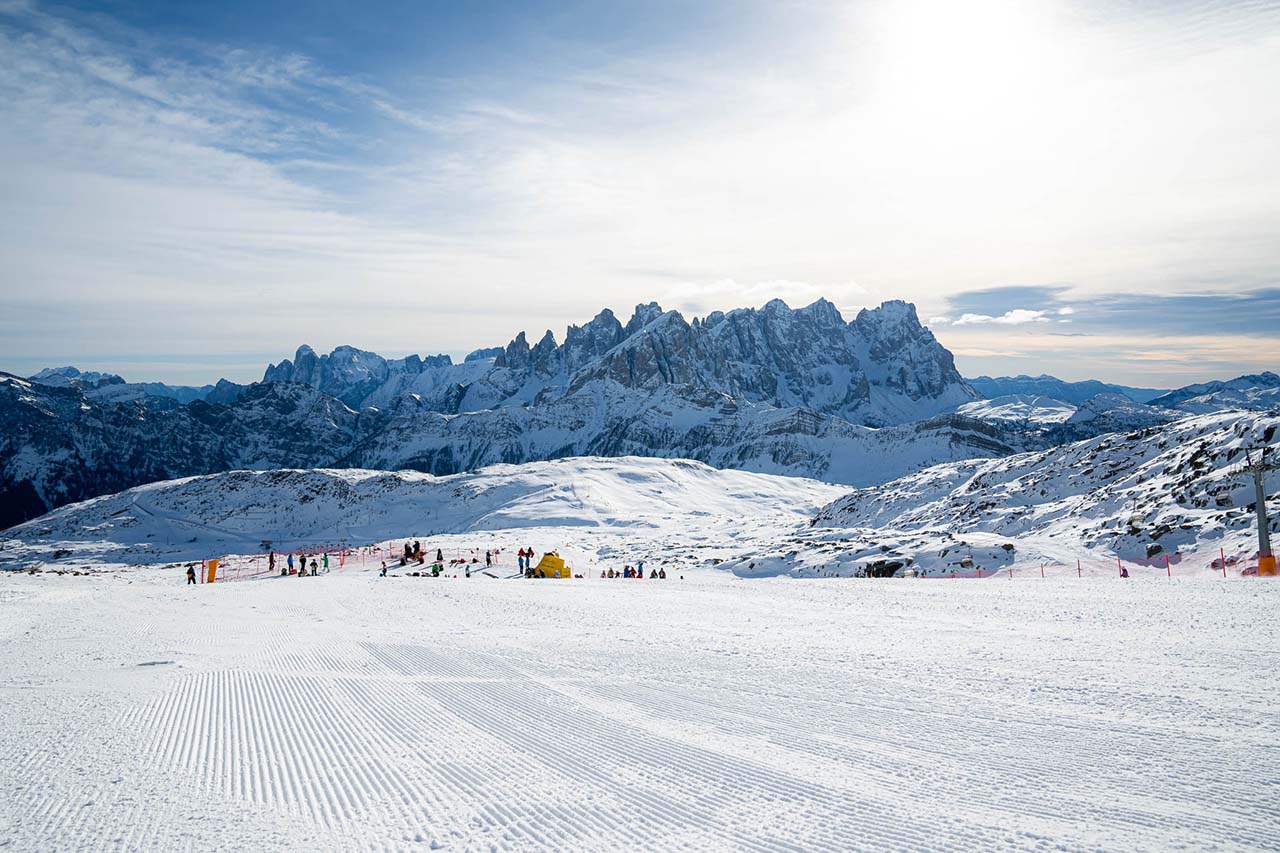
(186, 565), (196, 585)
(413, 540), (421, 559)
(310, 559), (318, 575)
(268, 551), (276, 573)
(658, 568), (666, 579)
(436, 547), (444, 563)
(1120, 566), (1130, 578)
(322, 553), (329, 572)
(485, 550), (492, 568)
(404, 543), (412, 561)
(379, 565), (387, 577)
(287, 554), (294, 575)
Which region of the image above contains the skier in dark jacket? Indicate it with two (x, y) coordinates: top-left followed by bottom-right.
(186, 565), (196, 585)
(436, 548), (444, 563)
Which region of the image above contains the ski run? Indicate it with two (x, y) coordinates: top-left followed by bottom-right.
(2, 567), (1278, 851)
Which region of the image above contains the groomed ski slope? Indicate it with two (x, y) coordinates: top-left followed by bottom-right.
(2, 568), (1277, 851)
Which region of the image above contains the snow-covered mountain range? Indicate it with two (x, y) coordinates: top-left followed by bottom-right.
(1, 299), (991, 527)
(1147, 371), (1280, 414)
(30, 366), (244, 407)
(966, 374), (1167, 404)
(6, 296), (1277, 533)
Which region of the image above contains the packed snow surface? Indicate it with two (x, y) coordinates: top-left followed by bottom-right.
(1, 567), (1276, 851)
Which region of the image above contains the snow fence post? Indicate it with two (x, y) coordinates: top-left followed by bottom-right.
(200, 559), (206, 584)
(1041, 563), (1045, 578)
(1008, 568), (1013, 579)
(1221, 547), (1227, 578)
(1117, 556), (1123, 577)
(1077, 559), (1081, 578)
(1165, 554), (1171, 578)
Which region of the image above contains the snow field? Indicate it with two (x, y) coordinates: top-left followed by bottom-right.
(2, 567), (1278, 851)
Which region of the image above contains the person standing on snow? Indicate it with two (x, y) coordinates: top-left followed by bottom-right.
(186, 565), (196, 585)
(485, 550), (492, 568)
(287, 554), (294, 575)
(268, 551), (276, 574)
(322, 553), (329, 572)
(436, 547), (444, 564)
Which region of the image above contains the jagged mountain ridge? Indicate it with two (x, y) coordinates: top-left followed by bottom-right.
(262, 298), (977, 427)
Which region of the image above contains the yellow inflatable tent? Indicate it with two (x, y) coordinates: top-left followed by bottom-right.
(532, 552), (571, 578)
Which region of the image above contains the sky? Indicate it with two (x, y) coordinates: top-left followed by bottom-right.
(1, 0), (1278, 387)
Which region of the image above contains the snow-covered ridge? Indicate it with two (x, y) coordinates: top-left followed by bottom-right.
(1, 457), (848, 566)
(957, 394), (1075, 424)
(783, 410), (1279, 577)
(967, 373), (1166, 404)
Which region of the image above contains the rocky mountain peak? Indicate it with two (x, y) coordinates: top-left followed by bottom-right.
(625, 302), (666, 336)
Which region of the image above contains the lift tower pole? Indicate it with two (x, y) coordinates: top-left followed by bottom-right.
(1245, 447), (1276, 576)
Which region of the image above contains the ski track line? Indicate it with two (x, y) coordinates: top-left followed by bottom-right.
(367, 641), (954, 853)
(575, 675), (1271, 846)
(130, 647), (628, 849)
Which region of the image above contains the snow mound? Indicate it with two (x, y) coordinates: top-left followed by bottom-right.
(1, 457), (847, 566)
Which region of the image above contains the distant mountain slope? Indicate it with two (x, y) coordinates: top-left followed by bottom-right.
(29, 365), (244, 406)
(0, 457), (849, 566)
(1149, 371), (1280, 413)
(967, 374), (1166, 404)
(956, 394), (1075, 424)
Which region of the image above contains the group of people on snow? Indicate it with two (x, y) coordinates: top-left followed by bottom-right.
(282, 551), (328, 577)
(603, 560), (668, 579)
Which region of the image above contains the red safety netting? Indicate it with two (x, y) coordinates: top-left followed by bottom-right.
(935, 548), (1266, 579)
